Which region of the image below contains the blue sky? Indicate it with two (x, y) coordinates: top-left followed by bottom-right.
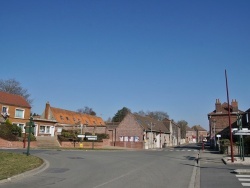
(1, 0), (250, 130)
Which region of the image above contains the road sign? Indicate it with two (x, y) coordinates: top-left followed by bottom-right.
(216, 135), (221, 138)
(86, 135), (97, 138)
(77, 135), (85, 138)
(88, 137), (97, 140)
(86, 135), (97, 140)
(234, 133), (250, 135)
(233, 129), (250, 135)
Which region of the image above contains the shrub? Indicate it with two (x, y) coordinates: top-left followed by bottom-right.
(0, 124), (19, 141)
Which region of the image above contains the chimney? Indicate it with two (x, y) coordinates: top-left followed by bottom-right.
(45, 102), (50, 119)
(215, 99), (222, 113)
(231, 99), (238, 112)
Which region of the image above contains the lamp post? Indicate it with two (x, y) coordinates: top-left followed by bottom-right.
(213, 120), (216, 149)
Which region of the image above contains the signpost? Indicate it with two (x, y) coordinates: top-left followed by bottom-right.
(216, 134), (221, 151)
(24, 117), (35, 156)
(77, 135), (97, 149)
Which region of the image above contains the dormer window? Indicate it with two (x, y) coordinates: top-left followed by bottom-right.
(15, 109), (24, 118)
(60, 115), (64, 120)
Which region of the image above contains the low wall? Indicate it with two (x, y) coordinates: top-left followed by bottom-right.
(0, 137), (37, 148)
(59, 139), (111, 149)
(112, 141), (143, 149)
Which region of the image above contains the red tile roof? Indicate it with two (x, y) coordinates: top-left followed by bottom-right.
(50, 106), (105, 126)
(0, 91), (31, 108)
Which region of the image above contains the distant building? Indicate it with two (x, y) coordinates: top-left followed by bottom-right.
(191, 125), (208, 142)
(111, 113), (170, 149)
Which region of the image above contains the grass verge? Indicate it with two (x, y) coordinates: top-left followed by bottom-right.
(0, 151), (43, 180)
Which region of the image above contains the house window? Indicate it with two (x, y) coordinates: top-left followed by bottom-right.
(15, 109), (24, 118)
(40, 126), (45, 133)
(135, 136), (139, 142)
(2, 106), (8, 113)
(39, 126), (50, 134)
(46, 126), (50, 133)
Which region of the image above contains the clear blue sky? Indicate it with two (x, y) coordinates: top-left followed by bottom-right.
(1, 0), (250, 130)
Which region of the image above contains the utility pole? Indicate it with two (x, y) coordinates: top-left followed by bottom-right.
(225, 69), (234, 163)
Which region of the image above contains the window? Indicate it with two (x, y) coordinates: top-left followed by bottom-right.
(16, 123), (25, 133)
(40, 126), (45, 133)
(39, 126), (51, 134)
(46, 126), (50, 133)
(129, 136), (134, 142)
(135, 137), (139, 142)
(2, 106), (8, 113)
(15, 109), (24, 118)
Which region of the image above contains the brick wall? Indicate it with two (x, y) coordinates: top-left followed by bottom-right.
(113, 141), (143, 149)
(0, 137), (37, 148)
(116, 113), (144, 142)
(59, 140), (109, 149)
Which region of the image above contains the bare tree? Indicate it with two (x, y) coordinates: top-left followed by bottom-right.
(0, 78), (33, 105)
(77, 106), (96, 116)
(135, 110), (169, 121)
(177, 120), (188, 139)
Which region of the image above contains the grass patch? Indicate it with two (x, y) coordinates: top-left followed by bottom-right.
(0, 151), (43, 180)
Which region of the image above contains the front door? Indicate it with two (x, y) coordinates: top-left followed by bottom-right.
(50, 126), (55, 137)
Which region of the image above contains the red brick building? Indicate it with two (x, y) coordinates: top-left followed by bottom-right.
(34, 102), (106, 137)
(113, 113), (170, 149)
(207, 99), (246, 141)
(0, 91), (31, 133)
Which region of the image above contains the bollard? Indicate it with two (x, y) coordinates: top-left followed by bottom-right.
(197, 153), (200, 164)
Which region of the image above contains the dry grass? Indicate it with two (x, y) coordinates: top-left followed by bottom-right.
(0, 151), (43, 180)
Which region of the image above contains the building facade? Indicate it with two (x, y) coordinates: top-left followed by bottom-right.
(0, 91), (31, 134)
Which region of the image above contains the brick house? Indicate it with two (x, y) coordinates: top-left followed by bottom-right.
(191, 125), (208, 143)
(0, 91), (31, 133)
(34, 102), (106, 137)
(114, 113), (170, 149)
(162, 118), (181, 146)
(185, 125), (196, 143)
(207, 99), (246, 141)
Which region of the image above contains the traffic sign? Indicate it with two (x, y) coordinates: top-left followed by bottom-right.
(86, 135), (97, 140)
(77, 135), (85, 138)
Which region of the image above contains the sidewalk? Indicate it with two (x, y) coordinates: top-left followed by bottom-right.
(200, 148), (250, 174)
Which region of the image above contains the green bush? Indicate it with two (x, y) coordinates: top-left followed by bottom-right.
(11, 124), (22, 137)
(0, 124), (19, 141)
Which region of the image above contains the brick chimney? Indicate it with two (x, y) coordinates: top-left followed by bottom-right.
(45, 102), (50, 119)
(215, 99), (222, 113)
(231, 99), (238, 112)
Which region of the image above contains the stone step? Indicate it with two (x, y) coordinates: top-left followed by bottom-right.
(36, 136), (61, 148)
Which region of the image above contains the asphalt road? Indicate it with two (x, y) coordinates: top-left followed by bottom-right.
(0, 148), (198, 188)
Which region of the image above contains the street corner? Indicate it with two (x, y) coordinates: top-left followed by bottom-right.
(0, 158), (49, 184)
(233, 169), (250, 175)
(223, 156), (250, 166)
